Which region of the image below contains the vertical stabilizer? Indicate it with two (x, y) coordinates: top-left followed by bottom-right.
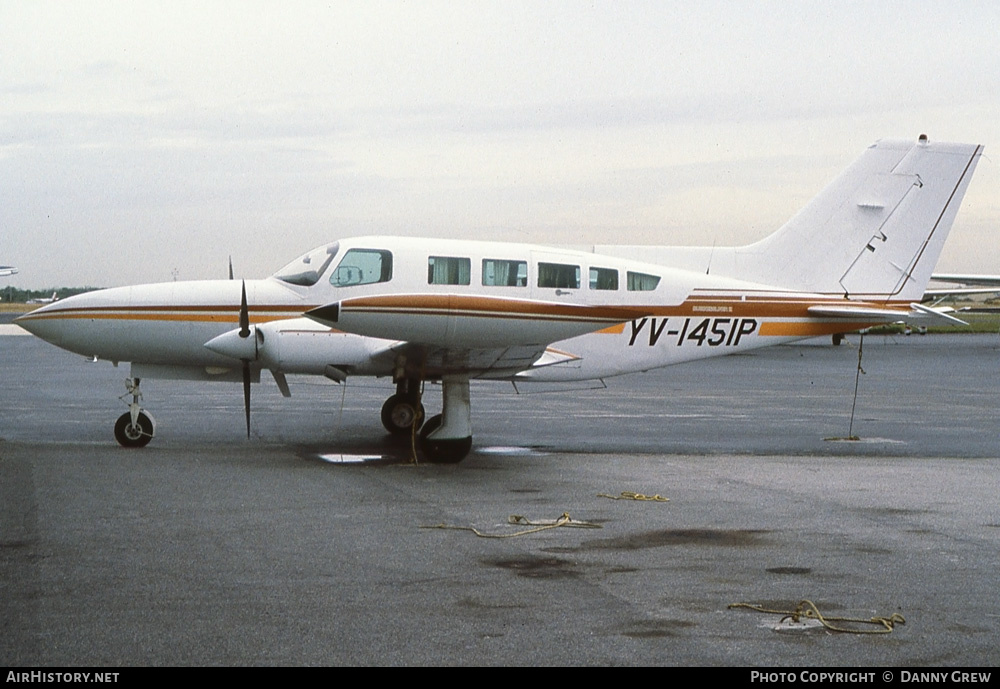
(753, 137), (981, 301)
(599, 137), (982, 302)
(717, 138), (982, 300)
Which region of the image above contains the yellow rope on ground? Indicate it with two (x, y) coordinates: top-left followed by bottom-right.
(508, 514), (601, 528)
(598, 491), (669, 502)
(422, 512), (601, 538)
(728, 600), (905, 634)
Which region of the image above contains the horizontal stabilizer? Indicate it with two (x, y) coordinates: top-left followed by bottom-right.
(807, 305), (911, 321)
(807, 303), (967, 326)
(907, 302), (968, 326)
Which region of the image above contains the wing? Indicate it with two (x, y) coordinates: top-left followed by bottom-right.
(305, 293), (638, 377)
(371, 341), (578, 379)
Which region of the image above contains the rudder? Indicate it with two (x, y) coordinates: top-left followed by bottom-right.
(737, 137), (982, 301)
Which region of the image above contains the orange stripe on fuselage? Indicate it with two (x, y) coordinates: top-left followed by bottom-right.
(342, 294), (645, 322)
(758, 321), (880, 337)
(18, 312), (294, 324)
(594, 323), (626, 334)
(16, 304), (319, 325)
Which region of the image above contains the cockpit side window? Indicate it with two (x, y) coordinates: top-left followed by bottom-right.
(274, 242), (340, 286)
(331, 249), (393, 287)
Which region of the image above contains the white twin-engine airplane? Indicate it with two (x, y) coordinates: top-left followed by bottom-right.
(17, 137), (983, 463)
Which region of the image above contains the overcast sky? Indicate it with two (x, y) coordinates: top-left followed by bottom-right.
(2, 1), (998, 288)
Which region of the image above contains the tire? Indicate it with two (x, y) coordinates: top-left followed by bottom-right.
(381, 394), (424, 435)
(418, 414), (472, 464)
(114, 411), (154, 448)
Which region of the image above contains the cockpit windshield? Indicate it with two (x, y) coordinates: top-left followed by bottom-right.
(273, 242), (340, 286)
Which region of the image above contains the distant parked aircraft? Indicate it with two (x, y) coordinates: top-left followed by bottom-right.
(27, 292), (59, 305)
(924, 274), (1000, 301)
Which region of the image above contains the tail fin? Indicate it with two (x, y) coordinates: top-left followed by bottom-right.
(747, 137), (982, 301)
(601, 137), (983, 302)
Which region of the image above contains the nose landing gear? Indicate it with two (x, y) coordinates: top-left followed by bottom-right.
(113, 377), (156, 448)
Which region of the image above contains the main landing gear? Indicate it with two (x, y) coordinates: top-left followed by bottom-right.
(380, 375), (473, 464)
(113, 377), (156, 448)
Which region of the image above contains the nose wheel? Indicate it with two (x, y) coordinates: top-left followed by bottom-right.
(114, 377), (156, 448)
(381, 378), (425, 435)
(381, 394), (425, 435)
(114, 411), (154, 448)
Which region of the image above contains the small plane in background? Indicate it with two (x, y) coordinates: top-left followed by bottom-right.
(931, 273), (1000, 286)
(26, 292), (59, 305)
(0, 265), (17, 277)
(923, 273), (1000, 301)
(17, 137), (983, 462)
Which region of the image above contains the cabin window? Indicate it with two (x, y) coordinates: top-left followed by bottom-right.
(538, 262), (580, 289)
(627, 271), (661, 291)
(428, 256), (471, 285)
(482, 259), (527, 287)
(331, 249), (393, 287)
(589, 267), (619, 290)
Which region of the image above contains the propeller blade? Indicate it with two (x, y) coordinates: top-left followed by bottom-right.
(239, 281), (250, 338)
(242, 360), (251, 438)
(239, 280), (252, 437)
(229, 255), (234, 280)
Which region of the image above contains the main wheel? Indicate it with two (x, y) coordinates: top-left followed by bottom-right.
(381, 394), (424, 435)
(114, 411), (154, 448)
(418, 414), (472, 464)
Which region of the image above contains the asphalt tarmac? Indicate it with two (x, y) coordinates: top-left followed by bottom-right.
(2, 331), (999, 666)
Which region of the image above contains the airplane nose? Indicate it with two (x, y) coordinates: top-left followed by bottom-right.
(14, 301), (67, 344)
(13, 288), (126, 356)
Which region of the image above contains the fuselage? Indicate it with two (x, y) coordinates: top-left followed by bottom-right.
(17, 235), (887, 384)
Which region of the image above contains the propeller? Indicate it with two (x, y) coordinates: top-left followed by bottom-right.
(238, 281), (254, 438)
